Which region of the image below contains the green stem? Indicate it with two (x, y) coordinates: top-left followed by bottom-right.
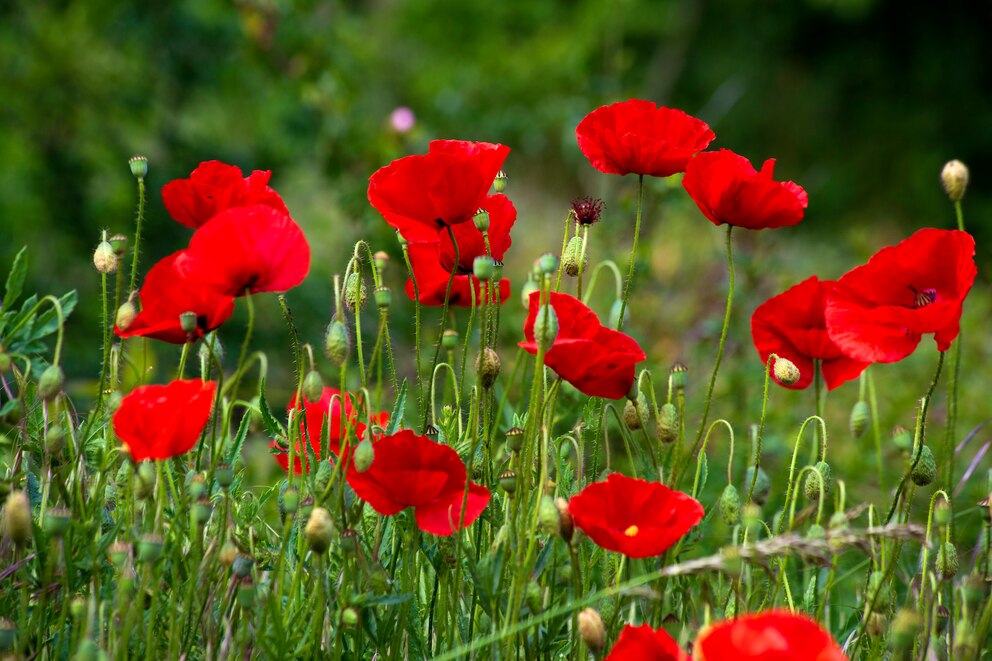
(615, 174), (644, 331)
(422, 226), (460, 431)
(128, 176), (146, 294)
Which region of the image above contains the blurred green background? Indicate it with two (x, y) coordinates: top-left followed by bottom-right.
(3, 0), (991, 530)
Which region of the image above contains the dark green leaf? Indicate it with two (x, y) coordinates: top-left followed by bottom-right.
(2, 246), (27, 312)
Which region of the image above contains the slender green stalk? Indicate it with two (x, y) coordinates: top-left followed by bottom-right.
(422, 226), (460, 430)
(615, 174), (644, 331)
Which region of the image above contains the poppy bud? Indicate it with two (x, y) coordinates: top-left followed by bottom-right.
(477, 347), (501, 389)
(128, 155), (148, 180)
(69, 595), (86, 620)
(891, 425), (913, 452)
(533, 304), (559, 352)
(93, 241), (118, 274)
(341, 607), (360, 628)
(137, 533), (164, 564)
(280, 485), (300, 520)
(537, 253), (558, 275)
(493, 169), (508, 193)
(235, 576), (255, 609)
(934, 500), (951, 527)
(670, 362), (688, 392)
(324, 319), (351, 367)
(0, 352), (10, 373)
(136, 461), (156, 499)
(505, 427), (524, 452)
(867, 570), (891, 607)
(374, 286), (391, 309)
(935, 541), (958, 579)
(720, 484), (741, 526)
(561, 236), (586, 277)
(303, 369), (324, 403)
(233, 554), (254, 578)
(3, 491), (32, 546)
(219, 540), (239, 566)
(849, 401), (869, 438)
(555, 497), (573, 543)
(38, 364), (65, 401)
(216, 462), (235, 489)
(116, 301), (138, 330)
(315, 459), (334, 494)
(199, 334), (224, 365)
(473, 208), (490, 232)
(742, 503), (762, 530)
(191, 496), (212, 526)
(608, 299), (628, 329)
(806, 523), (826, 540)
(655, 402), (678, 444)
(499, 470), (517, 494)
(525, 580), (543, 614)
(373, 250), (390, 274)
(305, 506), (336, 554)
(626, 380), (639, 401)
(744, 466), (771, 506)
(911, 445), (937, 486)
(109, 233), (128, 256)
(353, 438), (375, 473)
(188, 473), (208, 500)
(345, 272), (367, 311)
(473, 256), (494, 281)
(890, 609), (919, 651)
(623, 393), (648, 430)
(803, 461), (833, 501)
(941, 159), (969, 202)
(773, 357), (801, 386)
(520, 280), (539, 310)
(577, 608), (605, 653)
(829, 511), (847, 530)
(866, 612), (887, 637)
(45, 424), (66, 455)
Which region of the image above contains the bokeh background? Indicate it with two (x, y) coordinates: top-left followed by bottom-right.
(3, 0), (992, 537)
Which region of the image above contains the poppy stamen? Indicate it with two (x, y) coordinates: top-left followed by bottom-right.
(909, 285), (937, 308)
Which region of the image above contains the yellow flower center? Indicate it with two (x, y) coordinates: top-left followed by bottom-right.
(624, 525), (639, 537)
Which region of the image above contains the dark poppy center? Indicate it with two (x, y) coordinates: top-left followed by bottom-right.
(909, 286), (937, 308)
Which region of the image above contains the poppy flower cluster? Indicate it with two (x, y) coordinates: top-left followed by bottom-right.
(271, 387), (389, 475)
(346, 430), (490, 536)
(693, 611), (847, 660)
(568, 473), (703, 558)
(112, 379), (217, 462)
(161, 160), (289, 229)
(606, 624), (688, 660)
(519, 292), (646, 400)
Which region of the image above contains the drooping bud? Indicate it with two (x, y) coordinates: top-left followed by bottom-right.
(537, 495), (560, 535)
(493, 169), (507, 193)
(374, 286), (392, 309)
(720, 484), (741, 526)
(623, 393), (648, 430)
(773, 357), (800, 386)
(477, 347), (501, 389)
(179, 311), (198, 335)
(128, 155), (148, 180)
(520, 279), (539, 309)
(116, 301), (138, 330)
(505, 427), (524, 452)
(803, 461), (833, 501)
(373, 251), (390, 274)
(537, 253), (558, 275)
(38, 364), (65, 401)
(472, 208), (490, 232)
(305, 507), (336, 554)
(934, 500), (951, 527)
(345, 272), (367, 311)
(533, 304), (559, 352)
(911, 445), (937, 486)
(499, 470), (517, 495)
(849, 401), (869, 438)
(353, 438), (375, 473)
(3, 491), (32, 546)
(555, 497), (573, 543)
(473, 256), (494, 281)
(341, 607), (360, 628)
(303, 369), (324, 403)
(93, 240), (118, 274)
(324, 318), (351, 367)
(561, 236), (586, 277)
(441, 329), (459, 351)
(577, 608), (606, 653)
(744, 466), (771, 506)
(655, 403), (678, 444)
(941, 160), (969, 202)
(891, 425), (913, 452)
(935, 541), (958, 579)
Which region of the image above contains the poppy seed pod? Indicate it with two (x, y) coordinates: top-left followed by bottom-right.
(623, 393), (649, 430)
(215, 463), (234, 489)
(720, 483), (741, 526)
(670, 362), (688, 391)
(849, 400), (869, 438)
(803, 461), (833, 501)
(578, 608), (606, 653)
(941, 159), (969, 202)
(303, 370), (324, 403)
(656, 403), (678, 444)
(345, 272), (367, 311)
(353, 438), (375, 473)
(45, 424), (65, 455)
(374, 286), (391, 309)
(562, 236), (586, 277)
(473, 256), (494, 281)
(936, 541), (958, 579)
(137, 533), (164, 564)
(505, 426), (524, 452)
(493, 169), (507, 193)
(477, 347), (501, 389)
(191, 496), (212, 526)
(499, 470), (517, 494)
(472, 207), (490, 232)
(441, 329), (459, 351)
(525, 580), (543, 615)
(304, 507), (335, 554)
(109, 233), (128, 256)
(93, 241), (118, 274)
(38, 364), (65, 401)
(3, 491), (32, 547)
(911, 445), (937, 486)
(324, 319), (351, 367)
(116, 301), (138, 331)
(773, 357), (801, 386)
(178, 310), (198, 335)
(128, 155), (148, 179)
(533, 304), (559, 352)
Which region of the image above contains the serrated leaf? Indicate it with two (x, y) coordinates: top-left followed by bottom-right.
(385, 378), (407, 434)
(257, 378), (286, 438)
(2, 246), (27, 312)
(227, 412), (252, 465)
(32, 290), (77, 340)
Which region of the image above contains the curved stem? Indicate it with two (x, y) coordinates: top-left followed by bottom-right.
(422, 226), (460, 431)
(615, 174), (644, 331)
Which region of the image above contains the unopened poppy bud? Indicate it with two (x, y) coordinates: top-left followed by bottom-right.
(537, 495), (560, 535)
(45, 424), (66, 455)
(128, 155), (148, 180)
(473, 208), (490, 232)
(499, 470), (517, 494)
(315, 459), (334, 494)
(38, 364), (65, 401)
(505, 427), (524, 452)
(520, 279), (539, 309)
(69, 595), (86, 620)
(93, 241), (117, 274)
(219, 540), (239, 566)
(742, 503), (762, 529)
(199, 334), (223, 364)
(305, 506), (336, 554)
(116, 301), (138, 330)
(137, 461), (156, 498)
(803, 461), (833, 501)
(137, 533), (164, 563)
(577, 608), (605, 653)
(867, 570), (891, 607)
(891, 425), (913, 452)
(236, 576), (255, 609)
(109, 233), (128, 256)
(353, 438), (375, 473)
(441, 329), (459, 352)
(656, 403), (678, 444)
(178, 310), (198, 335)
(744, 466), (771, 506)
(935, 541), (958, 579)
(341, 607), (360, 628)
(525, 580), (543, 614)
(555, 497), (573, 543)
(107, 390), (123, 414)
(773, 357), (800, 386)
(345, 272), (367, 311)
(806, 523), (826, 540)
(280, 486), (300, 519)
(529, 305), (558, 354)
(324, 319), (351, 367)
(941, 159), (969, 202)
(216, 463), (234, 489)
(626, 380), (639, 401)
(720, 484), (741, 525)
(374, 286), (391, 309)
(934, 500), (951, 527)
(829, 511), (847, 530)
(3, 491), (32, 546)
(911, 445), (937, 486)
(623, 393), (648, 430)
(537, 252), (558, 275)
(866, 612), (887, 637)
(849, 401), (869, 438)
(493, 169), (507, 193)
(191, 496), (212, 526)
(891, 609), (919, 651)
(303, 369), (324, 403)
(562, 236), (586, 277)
(373, 250), (390, 274)
(477, 347), (501, 389)
(472, 255), (494, 281)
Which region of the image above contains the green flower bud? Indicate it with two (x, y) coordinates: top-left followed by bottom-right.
(934, 500), (951, 527)
(137, 533), (164, 564)
(493, 169), (507, 193)
(849, 400), (869, 438)
(720, 484), (741, 526)
(505, 427), (524, 452)
(806, 523), (826, 540)
(935, 541), (958, 579)
(773, 357), (801, 386)
(578, 608), (605, 653)
(45, 424), (66, 455)
(236, 576), (255, 609)
(561, 236), (586, 277)
(556, 497), (573, 543)
(232, 554), (254, 578)
(108, 542), (130, 567)
(891, 425), (913, 452)
(537, 495), (560, 535)
(472, 255), (494, 281)
(866, 612), (887, 637)
(622, 393), (649, 430)
(280, 485), (300, 519)
(941, 160), (969, 202)
(93, 241), (118, 274)
(3, 491), (32, 546)
(339, 529), (358, 554)
(188, 473), (209, 500)
(868, 570), (891, 608)
(128, 155), (148, 180)
(219, 540), (239, 566)
(70, 595), (87, 620)
(324, 319), (351, 367)
(303, 369), (324, 403)
(38, 364), (65, 401)
(191, 496), (212, 526)
(374, 286), (391, 309)
(520, 279), (539, 309)
(440, 329), (459, 352)
(829, 511), (848, 530)
(742, 503), (762, 530)
(305, 507), (336, 554)
(315, 459), (334, 494)
(499, 470), (517, 495)
(537, 253), (558, 275)
(533, 304), (558, 352)
(353, 438), (375, 473)
(345, 272), (367, 311)
(299, 496), (314, 521)
(477, 347), (501, 389)
(655, 403), (678, 444)
(744, 466), (771, 506)
(890, 609), (919, 651)
(803, 461), (833, 501)
(472, 208), (490, 232)
(115, 301), (138, 330)
(341, 606), (360, 628)
(911, 445), (937, 486)
(215, 463), (235, 489)
(525, 580), (544, 615)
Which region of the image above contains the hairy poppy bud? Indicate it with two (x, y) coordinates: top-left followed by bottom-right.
(499, 470), (517, 495)
(128, 155), (148, 180)
(670, 362), (688, 392)
(720, 484), (741, 526)
(93, 241), (117, 274)
(38, 364), (65, 401)
(303, 369), (324, 403)
(305, 507), (336, 554)
(505, 427), (524, 452)
(578, 608), (605, 653)
(829, 511), (847, 530)
(493, 169), (507, 193)
(891, 609), (919, 651)
(806, 523), (826, 540)
(934, 500), (951, 527)
(537, 495), (560, 535)
(438, 329), (458, 352)
(773, 357), (800, 386)
(353, 438), (375, 473)
(478, 347), (501, 389)
(623, 393), (648, 430)
(744, 466), (771, 506)
(803, 461), (833, 501)
(656, 403), (678, 444)
(199, 334), (223, 365)
(116, 301), (138, 330)
(345, 272), (367, 311)
(533, 304), (558, 352)
(341, 607), (360, 628)
(324, 319), (351, 367)
(891, 425), (912, 452)
(374, 286), (391, 309)
(280, 486), (300, 519)
(941, 160), (969, 202)
(45, 424), (65, 455)
(473, 208), (490, 232)
(935, 541), (958, 579)
(519, 281), (539, 312)
(137, 533), (164, 564)
(472, 255), (494, 281)
(911, 445), (937, 486)
(537, 253), (558, 275)
(3, 491), (32, 547)
(849, 401), (869, 438)
(555, 497), (573, 543)
(373, 250), (389, 274)
(562, 236), (586, 277)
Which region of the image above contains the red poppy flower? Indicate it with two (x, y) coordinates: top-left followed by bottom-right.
(694, 611), (847, 661)
(575, 99), (714, 177)
(113, 379), (217, 462)
(518, 292), (645, 400)
(682, 149), (808, 230)
(435, 193), (516, 274)
(271, 388), (388, 475)
(368, 140), (510, 242)
(568, 473), (703, 558)
(346, 430), (490, 536)
(115, 251), (236, 344)
(175, 204), (311, 296)
(162, 160), (288, 228)
(751, 276), (870, 390)
(825, 228), (976, 363)
(404, 241), (510, 307)
(606, 624), (688, 661)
